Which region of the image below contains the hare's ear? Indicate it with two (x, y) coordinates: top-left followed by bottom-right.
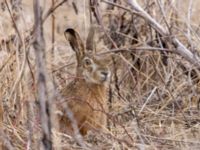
(86, 26), (95, 52)
(64, 28), (85, 65)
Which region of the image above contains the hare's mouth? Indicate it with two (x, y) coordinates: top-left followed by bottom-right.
(101, 75), (108, 82)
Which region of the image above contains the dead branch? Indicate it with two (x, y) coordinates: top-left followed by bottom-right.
(127, 0), (200, 68)
(102, 0), (200, 67)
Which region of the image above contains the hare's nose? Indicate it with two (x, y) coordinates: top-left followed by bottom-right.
(101, 71), (108, 77)
(101, 71), (108, 76)
(100, 71), (109, 81)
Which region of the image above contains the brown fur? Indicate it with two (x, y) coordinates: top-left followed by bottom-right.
(57, 28), (111, 135)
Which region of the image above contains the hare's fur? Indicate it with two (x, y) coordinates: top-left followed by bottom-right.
(57, 28), (111, 135)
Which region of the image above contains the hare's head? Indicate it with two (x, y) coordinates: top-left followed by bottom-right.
(65, 28), (111, 85)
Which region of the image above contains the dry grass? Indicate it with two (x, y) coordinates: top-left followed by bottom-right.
(0, 0), (200, 149)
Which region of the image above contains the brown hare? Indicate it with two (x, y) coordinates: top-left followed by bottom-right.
(57, 27), (111, 136)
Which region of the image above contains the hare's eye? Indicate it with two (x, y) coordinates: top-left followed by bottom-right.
(84, 58), (92, 66)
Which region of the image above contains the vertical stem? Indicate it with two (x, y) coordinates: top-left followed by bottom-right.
(51, 0), (55, 58)
(51, 0), (55, 83)
(33, 0), (52, 149)
(0, 104), (3, 149)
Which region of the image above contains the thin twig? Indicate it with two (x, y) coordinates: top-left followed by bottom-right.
(98, 47), (174, 55)
(4, 0), (23, 45)
(42, 0), (68, 23)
